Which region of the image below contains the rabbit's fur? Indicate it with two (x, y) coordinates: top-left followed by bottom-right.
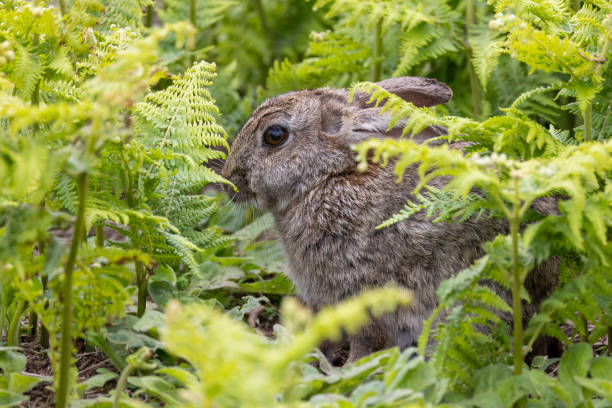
(222, 77), (558, 363)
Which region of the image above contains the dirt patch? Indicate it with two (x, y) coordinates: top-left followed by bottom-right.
(21, 335), (119, 407)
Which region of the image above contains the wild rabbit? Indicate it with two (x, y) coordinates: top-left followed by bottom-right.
(222, 77), (558, 364)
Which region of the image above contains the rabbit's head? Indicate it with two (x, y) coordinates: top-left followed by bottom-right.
(222, 77), (452, 213)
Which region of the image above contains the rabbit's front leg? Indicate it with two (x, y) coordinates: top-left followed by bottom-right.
(346, 316), (398, 364)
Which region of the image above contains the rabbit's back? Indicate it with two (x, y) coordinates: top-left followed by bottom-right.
(275, 159), (506, 310)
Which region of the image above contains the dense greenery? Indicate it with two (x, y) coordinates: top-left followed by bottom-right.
(0, 0), (610, 407)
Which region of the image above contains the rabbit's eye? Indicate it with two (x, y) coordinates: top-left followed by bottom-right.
(262, 125), (288, 147)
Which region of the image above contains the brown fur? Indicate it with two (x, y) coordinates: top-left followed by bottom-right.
(222, 77), (558, 363)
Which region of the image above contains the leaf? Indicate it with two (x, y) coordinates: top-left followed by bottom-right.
(0, 389), (27, 408)
(470, 24), (503, 88)
(156, 367), (199, 388)
(574, 377), (612, 403)
(132, 310), (165, 333)
(239, 273), (295, 295)
(147, 281), (178, 308)
(557, 343), (593, 405)
(590, 357), (612, 381)
(78, 369), (118, 393)
(130, 376), (181, 405)
(0, 349), (26, 375)
(8, 373), (45, 394)
(107, 329), (164, 352)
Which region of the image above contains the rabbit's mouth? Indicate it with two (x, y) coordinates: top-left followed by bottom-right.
(230, 190), (258, 205)
(224, 182), (259, 206)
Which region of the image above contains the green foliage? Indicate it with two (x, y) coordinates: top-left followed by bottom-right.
(347, 0), (612, 398)
(160, 287), (411, 407)
(1, 0), (612, 407)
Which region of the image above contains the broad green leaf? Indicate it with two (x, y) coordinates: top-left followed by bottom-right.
(133, 310), (165, 333)
(78, 369), (118, 393)
(0, 350), (26, 376)
(0, 389), (27, 408)
(558, 343), (593, 405)
(8, 373), (45, 394)
(239, 273), (295, 295)
(156, 367), (199, 388)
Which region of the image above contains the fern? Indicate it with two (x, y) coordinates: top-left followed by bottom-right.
(134, 61), (229, 170)
(375, 201), (423, 230)
(377, 186), (495, 230)
(266, 31), (370, 95)
(158, 0), (236, 29)
(469, 24), (503, 89)
(99, 0), (149, 32)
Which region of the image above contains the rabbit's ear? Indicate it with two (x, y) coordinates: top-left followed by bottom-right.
(345, 77), (451, 145)
(353, 77), (452, 108)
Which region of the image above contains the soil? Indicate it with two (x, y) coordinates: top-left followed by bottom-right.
(21, 334), (118, 407)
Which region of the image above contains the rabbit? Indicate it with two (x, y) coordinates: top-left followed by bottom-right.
(222, 77), (559, 364)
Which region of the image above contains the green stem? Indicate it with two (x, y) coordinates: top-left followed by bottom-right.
(189, 0), (197, 27)
(608, 326), (611, 356)
(372, 18), (383, 82)
(29, 309), (38, 339)
(580, 315), (589, 342)
(113, 362), (135, 408)
(465, 0), (481, 120)
(145, 5), (153, 28)
(0, 285), (6, 340)
(58, 0), (66, 16)
(136, 261), (148, 317)
(40, 275), (49, 348)
(56, 172), (88, 408)
(113, 348), (152, 408)
(510, 177), (523, 375)
(584, 31), (611, 142)
(584, 103), (593, 142)
(7, 300), (25, 347)
(95, 224), (105, 248)
(32, 80), (40, 136)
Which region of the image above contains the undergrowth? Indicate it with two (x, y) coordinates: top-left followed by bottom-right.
(0, 0), (610, 407)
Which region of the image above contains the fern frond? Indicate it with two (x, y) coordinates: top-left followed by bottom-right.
(13, 43), (42, 99)
(470, 24), (503, 89)
(376, 201), (423, 230)
(158, 0), (236, 29)
(548, 125), (577, 145)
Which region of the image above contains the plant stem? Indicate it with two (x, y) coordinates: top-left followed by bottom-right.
(56, 172), (88, 408)
(189, 0), (197, 27)
(58, 0), (66, 16)
(145, 5), (153, 28)
(584, 31), (611, 142)
(40, 275), (49, 348)
(113, 348), (152, 408)
(510, 177), (523, 375)
(29, 309), (38, 339)
(32, 81), (40, 136)
(113, 362), (135, 408)
(584, 103), (593, 142)
(372, 18), (383, 82)
(0, 285), (6, 340)
(95, 224), (105, 248)
(7, 300), (25, 347)
(465, 0), (481, 120)
(136, 261), (148, 317)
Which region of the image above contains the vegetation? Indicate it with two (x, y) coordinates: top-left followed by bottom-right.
(0, 0), (610, 407)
